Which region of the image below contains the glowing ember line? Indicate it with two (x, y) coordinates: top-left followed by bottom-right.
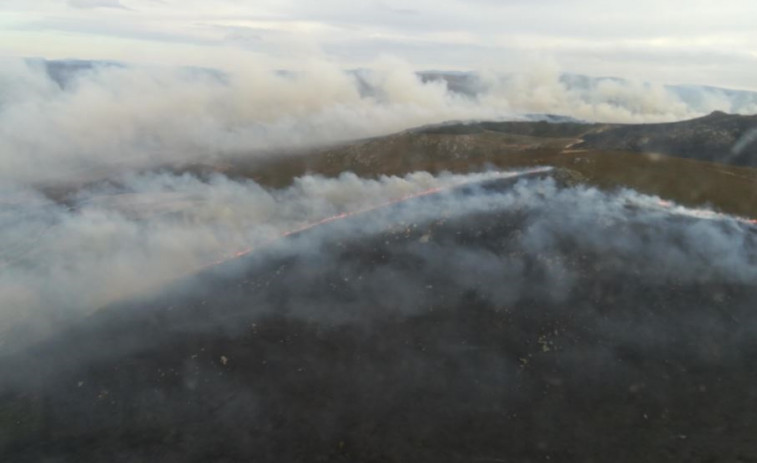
(99, 166), (757, 308)
(201, 169), (550, 271)
(652, 198), (757, 225)
(101, 171), (543, 307)
(200, 185), (450, 270)
(191, 166), (757, 279)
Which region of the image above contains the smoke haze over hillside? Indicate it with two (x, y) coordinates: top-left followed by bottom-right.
(3, 166), (757, 352)
(5, 2), (757, 460)
(2, 57), (757, 185)
(2, 57), (757, 346)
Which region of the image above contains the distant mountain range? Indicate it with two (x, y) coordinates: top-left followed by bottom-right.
(418, 70), (757, 115)
(27, 59), (757, 117)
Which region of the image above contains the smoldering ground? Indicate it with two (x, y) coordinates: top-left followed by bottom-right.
(3, 172), (757, 462)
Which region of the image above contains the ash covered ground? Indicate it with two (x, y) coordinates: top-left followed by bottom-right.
(3, 171), (757, 462)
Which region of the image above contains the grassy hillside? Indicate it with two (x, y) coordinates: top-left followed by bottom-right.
(41, 117), (757, 220)
(190, 121), (757, 219)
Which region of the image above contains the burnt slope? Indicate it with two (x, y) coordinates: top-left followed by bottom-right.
(576, 111), (757, 166)
(3, 178), (757, 462)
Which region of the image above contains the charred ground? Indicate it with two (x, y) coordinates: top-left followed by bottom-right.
(4, 171), (757, 462)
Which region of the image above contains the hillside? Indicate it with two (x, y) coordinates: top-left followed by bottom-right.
(170, 115), (757, 219)
(5, 177), (757, 462)
(575, 111), (757, 166)
(10, 114), (757, 463)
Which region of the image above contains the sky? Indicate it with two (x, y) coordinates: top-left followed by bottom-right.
(1, 0), (756, 89)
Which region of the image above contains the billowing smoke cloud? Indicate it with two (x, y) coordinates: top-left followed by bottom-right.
(3, 54), (757, 461)
(2, 56), (757, 185)
(0, 169), (538, 347)
(3, 166), (756, 352)
(2, 54), (757, 348)
(4, 166), (757, 462)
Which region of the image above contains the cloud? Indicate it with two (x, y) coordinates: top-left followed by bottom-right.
(3, 0), (757, 89)
(68, 0), (127, 9)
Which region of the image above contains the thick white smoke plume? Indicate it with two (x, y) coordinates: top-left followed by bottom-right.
(2, 55), (757, 350)
(0, 169), (532, 345)
(3, 167), (757, 349)
(2, 57), (757, 185)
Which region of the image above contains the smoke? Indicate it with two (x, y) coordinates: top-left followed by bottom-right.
(3, 55), (757, 461)
(0, 169), (540, 347)
(2, 53), (757, 351)
(3, 166), (756, 351)
(2, 56), (757, 185)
